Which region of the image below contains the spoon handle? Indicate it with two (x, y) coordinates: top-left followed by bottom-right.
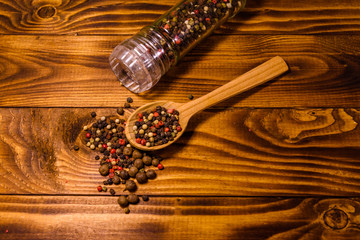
(178, 56), (289, 118)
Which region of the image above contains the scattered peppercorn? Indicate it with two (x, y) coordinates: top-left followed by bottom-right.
(117, 108), (124, 115)
(142, 195), (149, 201)
(146, 169), (157, 179)
(188, 94), (194, 100)
(127, 97), (133, 103)
(118, 195), (129, 208)
(73, 145), (79, 151)
(91, 112), (97, 118)
(124, 180), (137, 192)
(99, 164), (110, 176)
(127, 193), (139, 204)
(136, 172), (148, 184)
(124, 207), (130, 214)
(124, 102), (131, 108)
(110, 188), (116, 195)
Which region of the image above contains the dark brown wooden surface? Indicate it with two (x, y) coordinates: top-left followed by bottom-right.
(1, 0), (360, 239)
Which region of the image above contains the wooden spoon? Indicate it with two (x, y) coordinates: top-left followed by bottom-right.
(125, 56), (289, 151)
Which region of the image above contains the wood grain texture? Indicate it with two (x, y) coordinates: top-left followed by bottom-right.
(1, 108), (359, 196)
(0, 0), (360, 35)
(0, 196), (360, 240)
(1, 35), (360, 107)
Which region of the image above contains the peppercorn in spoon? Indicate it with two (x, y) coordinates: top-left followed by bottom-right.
(125, 56), (289, 151)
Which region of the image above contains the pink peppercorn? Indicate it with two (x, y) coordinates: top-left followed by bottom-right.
(157, 164), (164, 170)
(86, 133), (91, 138)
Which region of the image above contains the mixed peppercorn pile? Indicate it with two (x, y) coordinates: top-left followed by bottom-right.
(133, 106), (182, 147)
(78, 98), (165, 214)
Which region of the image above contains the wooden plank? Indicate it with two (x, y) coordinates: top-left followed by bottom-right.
(1, 108), (359, 195)
(0, 195), (359, 240)
(0, 0), (360, 35)
(1, 35), (360, 108)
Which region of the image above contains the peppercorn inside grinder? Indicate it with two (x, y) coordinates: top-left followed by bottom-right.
(125, 56), (289, 151)
(109, 0), (247, 93)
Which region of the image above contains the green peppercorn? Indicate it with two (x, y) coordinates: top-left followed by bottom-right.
(123, 147), (133, 156)
(152, 158), (160, 167)
(118, 195), (129, 208)
(119, 170), (130, 180)
(134, 159), (144, 169)
(128, 166), (138, 178)
(142, 155), (152, 166)
(99, 164), (110, 176)
(146, 169), (157, 180)
(112, 174), (121, 185)
(136, 172), (148, 184)
(132, 150), (143, 159)
(127, 193), (139, 204)
(124, 180), (137, 192)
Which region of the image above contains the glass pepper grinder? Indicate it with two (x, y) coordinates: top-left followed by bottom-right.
(109, 0), (247, 93)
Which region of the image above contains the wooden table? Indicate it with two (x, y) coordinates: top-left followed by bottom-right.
(1, 0), (360, 239)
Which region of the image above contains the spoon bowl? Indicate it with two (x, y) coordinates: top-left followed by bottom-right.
(125, 56), (289, 151)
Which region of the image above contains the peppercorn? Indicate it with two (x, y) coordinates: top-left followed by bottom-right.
(127, 193), (139, 204)
(124, 180), (137, 192)
(157, 163), (164, 170)
(132, 150), (143, 159)
(127, 97), (133, 103)
(110, 188), (116, 195)
(123, 146), (133, 156)
(124, 102), (131, 108)
(102, 186), (108, 192)
(97, 186), (102, 192)
(124, 207), (130, 214)
(188, 94), (194, 100)
(118, 195), (129, 208)
(146, 169), (157, 179)
(95, 155), (100, 160)
(91, 112), (96, 118)
(142, 155), (152, 166)
(112, 174), (121, 185)
(117, 108), (124, 115)
(142, 195), (149, 201)
(134, 159), (144, 169)
(99, 164), (110, 176)
(119, 170), (130, 180)
(152, 158), (160, 167)
(136, 172), (148, 184)
(128, 166), (138, 178)
(73, 145), (79, 151)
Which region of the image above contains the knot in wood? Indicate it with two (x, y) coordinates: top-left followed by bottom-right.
(36, 6), (56, 19)
(323, 208), (348, 230)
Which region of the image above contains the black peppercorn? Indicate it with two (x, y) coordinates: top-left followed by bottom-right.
(117, 108), (124, 115)
(124, 102), (131, 108)
(136, 172), (148, 184)
(142, 195), (149, 201)
(91, 112), (97, 118)
(73, 145), (79, 151)
(110, 188), (116, 195)
(118, 195), (129, 208)
(127, 193), (139, 204)
(127, 97), (133, 103)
